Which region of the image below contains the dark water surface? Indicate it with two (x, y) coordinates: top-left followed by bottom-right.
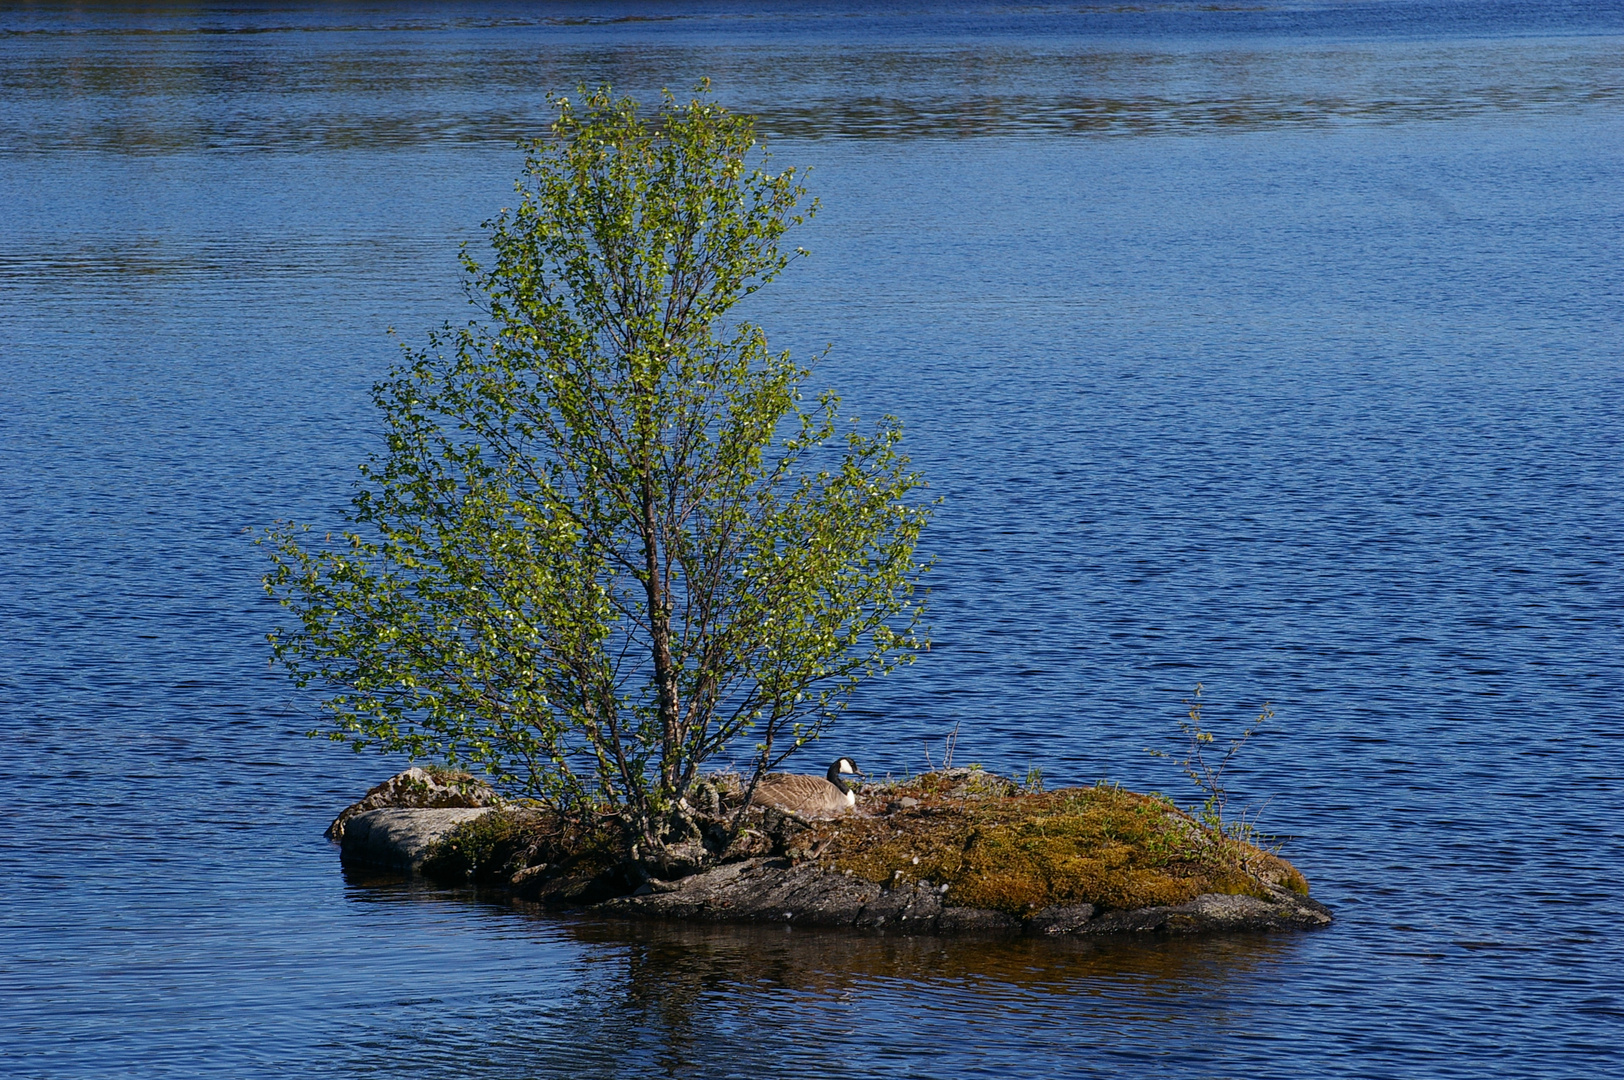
(3, 3), (1622, 1077)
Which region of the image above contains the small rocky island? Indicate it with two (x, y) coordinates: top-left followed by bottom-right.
(332, 766), (1331, 936)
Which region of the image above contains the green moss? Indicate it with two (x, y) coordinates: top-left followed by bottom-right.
(421, 808), (623, 885)
(821, 779), (1307, 917)
(419, 810), (532, 882)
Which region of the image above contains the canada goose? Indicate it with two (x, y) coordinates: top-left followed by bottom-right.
(751, 758), (862, 819)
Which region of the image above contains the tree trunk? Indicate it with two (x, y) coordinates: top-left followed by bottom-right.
(638, 471), (681, 805)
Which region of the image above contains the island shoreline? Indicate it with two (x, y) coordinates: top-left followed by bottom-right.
(330, 768), (1333, 937)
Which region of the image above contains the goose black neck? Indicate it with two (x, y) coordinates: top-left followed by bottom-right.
(825, 762), (852, 793)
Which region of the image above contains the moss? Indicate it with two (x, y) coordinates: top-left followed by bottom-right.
(418, 764), (485, 790)
(418, 772), (1314, 914)
(819, 779), (1307, 918)
(421, 808), (623, 885)
(419, 810), (531, 882)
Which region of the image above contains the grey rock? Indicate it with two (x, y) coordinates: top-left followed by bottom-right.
(1079, 886), (1332, 935)
(856, 879), (944, 931)
(326, 767), (497, 842)
(771, 865), (885, 926)
(601, 859), (900, 928)
(510, 863), (552, 887)
(340, 806), (493, 873)
(937, 906), (1022, 934)
(1027, 903), (1097, 934)
(603, 861), (1012, 936)
(588, 858), (1331, 937)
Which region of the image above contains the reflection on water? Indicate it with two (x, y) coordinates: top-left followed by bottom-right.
(563, 912), (1290, 999)
(4, 2), (1623, 1078)
(339, 874), (1300, 1080)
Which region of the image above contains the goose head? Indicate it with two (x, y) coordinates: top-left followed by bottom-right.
(825, 757), (861, 797)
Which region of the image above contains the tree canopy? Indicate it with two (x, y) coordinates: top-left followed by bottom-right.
(263, 85), (934, 854)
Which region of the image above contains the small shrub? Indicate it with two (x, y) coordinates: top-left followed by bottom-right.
(1148, 684), (1279, 847)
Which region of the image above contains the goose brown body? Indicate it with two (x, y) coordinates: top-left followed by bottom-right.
(751, 758), (861, 819)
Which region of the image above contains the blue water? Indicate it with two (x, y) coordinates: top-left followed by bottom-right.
(3, 3), (1622, 1077)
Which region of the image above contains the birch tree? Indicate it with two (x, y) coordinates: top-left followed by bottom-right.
(263, 85), (933, 857)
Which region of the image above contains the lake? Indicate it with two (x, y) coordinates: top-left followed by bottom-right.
(2, 2), (1622, 1077)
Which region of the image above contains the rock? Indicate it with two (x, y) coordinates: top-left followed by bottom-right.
(934, 767), (1019, 799)
(1027, 903), (1097, 935)
(600, 858), (885, 927)
(510, 863), (551, 887)
(640, 839), (710, 880)
(602, 861), (1007, 936)
(340, 806), (493, 872)
(326, 767), (498, 842)
(937, 906), (1022, 934)
(516, 861), (649, 907)
(1079, 886), (1332, 935)
(855, 878), (945, 930)
(596, 860), (1329, 937)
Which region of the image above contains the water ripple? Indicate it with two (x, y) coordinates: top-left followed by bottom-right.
(2, 3), (1622, 1078)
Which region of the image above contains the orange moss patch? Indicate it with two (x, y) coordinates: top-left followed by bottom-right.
(817, 779), (1308, 918)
